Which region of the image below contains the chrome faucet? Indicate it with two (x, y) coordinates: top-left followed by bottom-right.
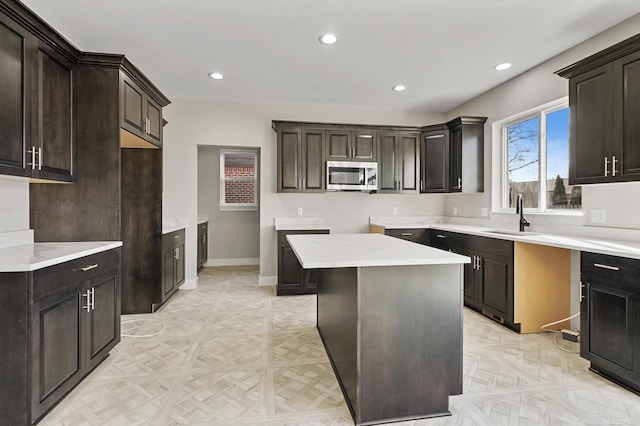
(516, 194), (530, 232)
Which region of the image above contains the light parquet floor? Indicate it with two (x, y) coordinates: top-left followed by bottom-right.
(41, 266), (640, 425)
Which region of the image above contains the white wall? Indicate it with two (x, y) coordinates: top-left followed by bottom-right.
(163, 101), (444, 284)
(197, 145), (260, 265)
(0, 178), (30, 232)
(444, 13), (640, 238)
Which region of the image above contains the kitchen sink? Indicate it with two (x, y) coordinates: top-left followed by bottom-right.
(485, 229), (540, 236)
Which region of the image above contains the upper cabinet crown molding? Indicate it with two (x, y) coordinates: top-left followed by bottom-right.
(555, 33), (640, 79)
(0, 0), (79, 63)
(77, 52), (171, 108)
(272, 120), (421, 133)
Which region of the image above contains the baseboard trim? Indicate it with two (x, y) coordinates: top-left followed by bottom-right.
(259, 275), (277, 287)
(206, 257), (259, 267)
(179, 277), (197, 290)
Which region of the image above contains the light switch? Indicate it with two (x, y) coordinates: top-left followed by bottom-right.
(297, 207), (303, 216)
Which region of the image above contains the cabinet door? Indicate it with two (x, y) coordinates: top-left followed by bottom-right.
(480, 253), (513, 322)
(85, 273), (120, 371)
(582, 276), (635, 375)
(175, 244), (185, 286)
(377, 132), (398, 192)
(456, 247), (480, 309)
(302, 129), (325, 191)
(0, 15), (28, 177)
(145, 97), (162, 146)
(31, 289), (84, 420)
(421, 129), (449, 193)
(352, 131), (376, 161)
(34, 43), (74, 182)
(121, 77), (145, 137)
(569, 64), (614, 184)
(278, 242), (303, 295)
(616, 50), (640, 180)
(277, 128), (301, 192)
(163, 247), (176, 297)
(449, 126), (463, 192)
(326, 130), (351, 160)
(398, 132), (419, 191)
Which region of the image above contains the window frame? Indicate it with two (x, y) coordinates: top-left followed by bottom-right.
(493, 97), (581, 215)
(219, 149), (259, 212)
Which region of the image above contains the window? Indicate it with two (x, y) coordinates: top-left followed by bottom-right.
(501, 99), (581, 213)
(220, 149), (258, 211)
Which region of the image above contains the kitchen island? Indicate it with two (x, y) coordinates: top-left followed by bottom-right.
(286, 233), (469, 425)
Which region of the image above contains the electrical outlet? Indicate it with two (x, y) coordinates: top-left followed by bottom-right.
(297, 207), (303, 216)
(590, 210), (606, 223)
(481, 207), (488, 217)
(392, 206), (397, 216)
(453, 207), (458, 215)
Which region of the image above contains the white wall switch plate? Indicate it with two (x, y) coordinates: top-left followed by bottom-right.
(392, 206), (397, 215)
(297, 207), (303, 216)
(590, 210), (605, 223)
(453, 207), (458, 215)
(481, 207), (488, 217)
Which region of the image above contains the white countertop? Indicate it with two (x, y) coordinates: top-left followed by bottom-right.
(369, 219), (640, 260)
(0, 241), (123, 272)
(287, 233), (469, 269)
(275, 217), (331, 231)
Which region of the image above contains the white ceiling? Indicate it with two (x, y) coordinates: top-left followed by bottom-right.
(20, 0), (640, 112)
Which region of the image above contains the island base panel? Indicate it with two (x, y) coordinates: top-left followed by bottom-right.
(317, 264), (463, 425)
(316, 267), (358, 417)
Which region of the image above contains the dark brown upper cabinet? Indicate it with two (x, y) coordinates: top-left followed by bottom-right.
(121, 73), (164, 148)
(420, 124), (450, 193)
(446, 116), (486, 193)
(377, 131), (420, 193)
(274, 123), (325, 193)
(326, 130), (376, 161)
(0, 3), (76, 182)
(556, 33), (640, 185)
(419, 117), (486, 193)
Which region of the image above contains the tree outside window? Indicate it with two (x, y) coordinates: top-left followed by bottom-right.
(504, 104), (580, 212)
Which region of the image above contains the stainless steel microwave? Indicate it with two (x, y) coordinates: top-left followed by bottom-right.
(326, 161), (378, 191)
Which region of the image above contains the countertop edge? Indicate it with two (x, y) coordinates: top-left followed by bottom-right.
(0, 241), (123, 273)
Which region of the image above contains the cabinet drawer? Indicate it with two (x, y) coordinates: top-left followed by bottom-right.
(429, 229), (457, 250)
(385, 228), (429, 245)
(33, 249), (120, 301)
(463, 234), (513, 257)
(581, 252), (640, 278)
(163, 228), (185, 247)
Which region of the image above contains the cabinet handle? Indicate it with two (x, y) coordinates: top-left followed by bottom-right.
(593, 263), (619, 271)
(457, 177), (462, 189)
(612, 155), (618, 177)
(580, 282), (584, 302)
(401, 233), (413, 236)
(90, 287), (95, 311)
(80, 264), (99, 272)
(174, 235), (180, 239)
(174, 248), (180, 260)
(37, 147), (42, 170)
(28, 146), (36, 170)
(425, 134), (444, 139)
(604, 156), (610, 177)
(82, 289), (94, 312)
(436, 234), (446, 239)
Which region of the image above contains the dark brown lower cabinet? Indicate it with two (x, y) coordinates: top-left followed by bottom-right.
(581, 252), (640, 392)
(428, 229), (517, 331)
(277, 229), (329, 295)
(197, 221), (208, 270)
(159, 229), (185, 309)
(0, 248), (121, 425)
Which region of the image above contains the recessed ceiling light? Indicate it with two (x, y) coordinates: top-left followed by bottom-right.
(495, 63), (512, 71)
(319, 33), (338, 45)
(392, 85), (406, 92)
(208, 72), (224, 80)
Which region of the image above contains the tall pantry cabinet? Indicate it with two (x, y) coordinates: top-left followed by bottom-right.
(30, 53), (171, 314)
